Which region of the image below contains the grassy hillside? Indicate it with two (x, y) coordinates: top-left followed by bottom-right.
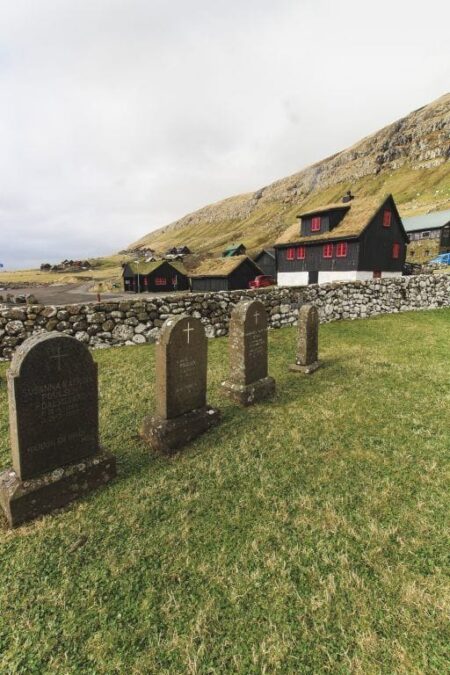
(0, 255), (129, 288)
(1, 310), (449, 672)
(131, 94), (450, 256)
(135, 164), (450, 256)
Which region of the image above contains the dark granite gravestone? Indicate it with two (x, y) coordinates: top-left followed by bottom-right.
(221, 299), (276, 406)
(289, 304), (321, 374)
(140, 315), (220, 453)
(0, 333), (116, 528)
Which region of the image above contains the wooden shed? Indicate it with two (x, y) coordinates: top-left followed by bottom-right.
(122, 260), (189, 293)
(190, 256), (262, 292)
(253, 248), (276, 277)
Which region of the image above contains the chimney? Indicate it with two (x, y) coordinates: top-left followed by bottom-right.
(342, 190), (354, 203)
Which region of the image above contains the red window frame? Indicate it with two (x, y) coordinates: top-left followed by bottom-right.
(336, 241), (348, 257)
(172, 275), (178, 285)
(143, 277), (148, 286)
(311, 216), (321, 232)
(155, 276), (167, 286)
(392, 242), (400, 259)
(323, 243), (333, 258)
(296, 246), (306, 260)
(286, 247), (295, 261)
(383, 210), (392, 227)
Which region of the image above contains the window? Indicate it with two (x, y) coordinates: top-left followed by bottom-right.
(286, 248), (295, 260)
(296, 246), (306, 260)
(392, 242), (400, 259)
(155, 277), (167, 286)
(383, 210), (392, 227)
(143, 277), (148, 286)
(172, 275), (178, 285)
(336, 242), (348, 257)
(311, 216), (321, 232)
(323, 243), (333, 258)
(420, 231), (430, 239)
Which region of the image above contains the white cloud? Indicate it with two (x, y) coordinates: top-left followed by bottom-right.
(0, 0), (449, 267)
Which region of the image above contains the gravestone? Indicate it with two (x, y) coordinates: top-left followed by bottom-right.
(140, 315), (220, 453)
(0, 333), (116, 528)
(221, 299), (276, 406)
(289, 304), (321, 374)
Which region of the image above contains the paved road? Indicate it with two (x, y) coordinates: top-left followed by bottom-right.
(0, 283), (184, 306)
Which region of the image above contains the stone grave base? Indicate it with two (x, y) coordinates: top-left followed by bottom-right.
(221, 376), (276, 406)
(141, 405), (221, 454)
(0, 450), (116, 528)
(289, 360), (321, 374)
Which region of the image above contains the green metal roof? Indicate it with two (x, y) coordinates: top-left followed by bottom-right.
(402, 208), (450, 233)
(223, 244), (245, 257)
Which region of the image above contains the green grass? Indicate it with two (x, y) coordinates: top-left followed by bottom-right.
(0, 310), (449, 673)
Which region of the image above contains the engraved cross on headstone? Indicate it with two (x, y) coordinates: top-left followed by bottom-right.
(183, 322), (194, 345)
(50, 345), (68, 372)
(254, 311), (260, 326)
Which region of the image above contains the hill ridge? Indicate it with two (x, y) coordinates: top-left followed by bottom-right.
(129, 93), (450, 254)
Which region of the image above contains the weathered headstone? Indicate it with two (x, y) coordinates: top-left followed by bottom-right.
(221, 299), (276, 405)
(0, 333), (116, 528)
(140, 315), (220, 453)
(289, 304), (321, 374)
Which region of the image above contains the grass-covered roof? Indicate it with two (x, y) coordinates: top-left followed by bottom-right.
(126, 260), (187, 275)
(275, 195), (393, 245)
(190, 255), (255, 277)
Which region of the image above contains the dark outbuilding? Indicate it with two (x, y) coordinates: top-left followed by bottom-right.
(122, 260), (189, 293)
(253, 248), (276, 277)
(190, 256), (262, 292)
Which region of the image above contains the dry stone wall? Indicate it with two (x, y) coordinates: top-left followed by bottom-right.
(1, 275), (450, 360)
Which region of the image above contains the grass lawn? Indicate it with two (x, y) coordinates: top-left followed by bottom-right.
(0, 310), (449, 673)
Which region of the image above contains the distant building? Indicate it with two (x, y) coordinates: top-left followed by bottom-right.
(403, 209), (450, 263)
(275, 193), (408, 285)
(190, 255), (262, 292)
(222, 243), (247, 257)
(166, 246), (192, 256)
(253, 248), (276, 277)
(122, 260), (189, 293)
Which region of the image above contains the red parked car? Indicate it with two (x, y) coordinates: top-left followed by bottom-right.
(249, 275), (275, 289)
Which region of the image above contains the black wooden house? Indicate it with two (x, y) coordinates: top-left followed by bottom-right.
(190, 256), (262, 292)
(253, 248), (276, 277)
(122, 260), (189, 293)
(274, 194), (408, 286)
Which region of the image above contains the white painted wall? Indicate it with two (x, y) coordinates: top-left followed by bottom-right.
(278, 270), (403, 286)
(277, 271), (309, 286)
(318, 270), (373, 284)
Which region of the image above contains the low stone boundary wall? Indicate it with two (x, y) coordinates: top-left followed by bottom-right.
(1, 275), (449, 360)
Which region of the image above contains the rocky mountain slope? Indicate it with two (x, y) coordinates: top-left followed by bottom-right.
(130, 93), (450, 255)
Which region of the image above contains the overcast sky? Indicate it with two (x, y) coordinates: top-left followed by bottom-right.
(0, 0), (449, 269)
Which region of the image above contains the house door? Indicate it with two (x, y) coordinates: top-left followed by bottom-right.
(373, 270), (381, 279)
(308, 271), (319, 285)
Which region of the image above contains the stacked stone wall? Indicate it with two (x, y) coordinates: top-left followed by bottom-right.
(1, 275), (449, 359)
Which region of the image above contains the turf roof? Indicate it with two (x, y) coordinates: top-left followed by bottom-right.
(190, 255), (260, 277)
(126, 260), (187, 275)
(275, 195), (392, 245)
